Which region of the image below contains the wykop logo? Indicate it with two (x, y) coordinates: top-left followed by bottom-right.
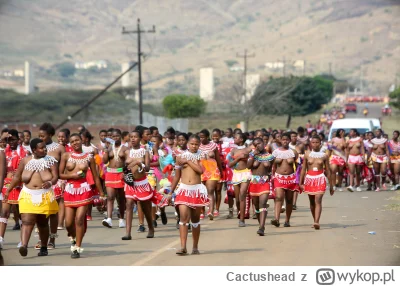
(316, 268), (336, 285)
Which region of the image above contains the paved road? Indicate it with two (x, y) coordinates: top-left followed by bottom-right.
(2, 188), (399, 266)
(345, 103), (383, 120)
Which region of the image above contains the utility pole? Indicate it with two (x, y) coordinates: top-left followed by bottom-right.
(122, 19), (156, 124)
(303, 60), (306, 76)
(329, 62), (332, 75)
(236, 49), (255, 131)
(237, 49), (255, 100)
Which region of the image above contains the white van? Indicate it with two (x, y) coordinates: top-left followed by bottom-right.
(370, 118), (381, 130)
(328, 118), (374, 141)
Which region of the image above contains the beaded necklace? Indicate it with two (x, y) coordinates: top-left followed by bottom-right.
(309, 150), (326, 159)
(25, 155), (57, 172)
(129, 147), (146, 158)
(180, 150), (204, 162)
(252, 152), (274, 162)
(371, 138), (387, 145)
(112, 144), (123, 162)
(68, 152), (92, 165)
(46, 142), (60, 153)
(272, 148), (295, 159)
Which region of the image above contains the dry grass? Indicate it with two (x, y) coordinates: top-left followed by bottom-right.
(386, 191), (400, 211)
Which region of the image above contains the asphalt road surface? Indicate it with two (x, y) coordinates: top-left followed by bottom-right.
(2, 188), (399, 266)
(345, 103), (383, 120)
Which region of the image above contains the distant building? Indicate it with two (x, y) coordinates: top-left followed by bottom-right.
(245, 74), (260, 100)
(200, 68), (214, 101)
(293, 60), (305, 70)
(14, 70), (24, 77)
(121, 62), (131, 87)
(265, 62), (284, 69)
(75, 60), (108, 70)
(230, 65), (244, 72)
(25, 61), (34, 95)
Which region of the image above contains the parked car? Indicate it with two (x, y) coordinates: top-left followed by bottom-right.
(344, 103), (357, 113)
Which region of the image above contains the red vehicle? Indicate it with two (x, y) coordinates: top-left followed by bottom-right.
(382, 106), (392, 116)
(345, 103), (357, 113)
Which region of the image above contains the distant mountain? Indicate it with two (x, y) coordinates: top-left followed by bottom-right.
(0, 0), (399, 93)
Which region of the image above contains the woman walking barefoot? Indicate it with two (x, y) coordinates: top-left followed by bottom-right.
(198, 129), (222, 220)
(59, 134), (105, 258)
(170, 134), (209, 255)
(300, 136), (333, 230)
(346, 129), (365, 192)
(6, 139), (59, 257)
(247, 138), (274, 236)
(271, 133), (300, 227)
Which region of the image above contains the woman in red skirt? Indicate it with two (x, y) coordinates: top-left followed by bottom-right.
(271, 133), (299, 227)
(0, 129), (27, 249)
(300, 136), (333, 230)
(247, 138), (274, 236)
(55, 128), (73, 230)
(123, 130), (159, 240)
(170, 134), (209, 255)
(59, 133), (105, 259)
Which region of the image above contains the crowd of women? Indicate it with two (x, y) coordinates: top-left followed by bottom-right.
(0, 123), (398, 264)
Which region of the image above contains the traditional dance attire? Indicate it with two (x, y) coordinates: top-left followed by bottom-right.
(389, 140), (400, 163)
(347, 137), (364, 165)
(104, 144), (124, 189)
(174, 150), (210, 208)
(304, 151), (327, 195)
(363, 140), (374, 183)
(272, 148), (300, 192)
(329, 138), (346, 166)
(18, 155), (59, 215)
(124, 148), (161, 205)
(2, 146), (27, 204)
(248, 152), (274, 197)
(297, 135), (309, 146)
(46, 142), (65, 200)
(199, 142), (220, 181)
(370, 138), (388, 164)
(63, 152), (94, 208)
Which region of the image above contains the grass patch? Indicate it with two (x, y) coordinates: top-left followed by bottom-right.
(386, 191), (400, 211)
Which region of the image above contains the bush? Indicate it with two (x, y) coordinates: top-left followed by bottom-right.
(162, 94), (207, 118)
(55, 62), (76, 77)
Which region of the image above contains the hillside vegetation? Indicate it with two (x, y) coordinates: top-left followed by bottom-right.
(0, 0), (399, 94)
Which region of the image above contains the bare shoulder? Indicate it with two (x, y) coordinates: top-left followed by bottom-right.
(58, 145), (66, 153)
(61, 152), (70, 161)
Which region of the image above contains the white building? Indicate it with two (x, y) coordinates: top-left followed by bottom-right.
(24, 61), (34, 95)
(200, 68), (214, 101)
(75, 60), (108, 70)
(245, 74), (260, 100)
(121, 62), (131, 87)
(265, 62), (284, 69)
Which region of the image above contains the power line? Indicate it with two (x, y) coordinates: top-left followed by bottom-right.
(122, 19), (156, 125)
(55, 62), (138, 130)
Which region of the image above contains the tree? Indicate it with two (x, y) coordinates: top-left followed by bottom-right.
(251, 76), (333, 127)
(389, 87), (400, 109)
(162, 94), (207, 118)
(56, 62), (76, 78)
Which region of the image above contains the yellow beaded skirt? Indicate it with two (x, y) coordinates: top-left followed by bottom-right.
(18, 187), (59, 216)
